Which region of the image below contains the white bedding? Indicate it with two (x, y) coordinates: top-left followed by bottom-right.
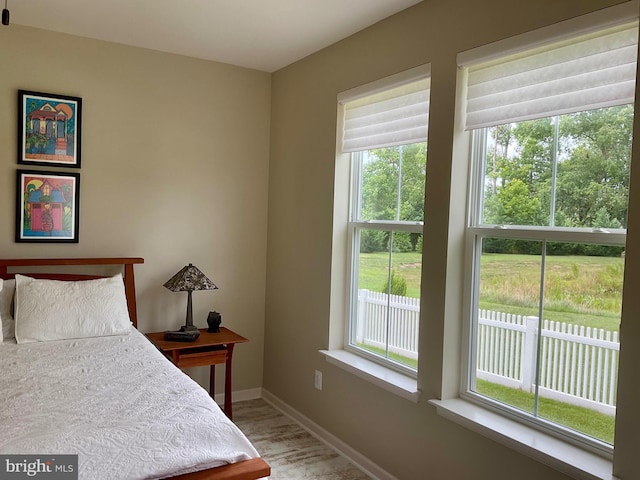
(0, 328), (259, 479)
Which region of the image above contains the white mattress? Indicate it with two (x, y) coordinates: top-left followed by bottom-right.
(0, 328), (259, 479)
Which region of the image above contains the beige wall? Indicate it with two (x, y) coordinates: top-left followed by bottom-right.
(0, 26), (271, 392)
(265, 1), (638, 479)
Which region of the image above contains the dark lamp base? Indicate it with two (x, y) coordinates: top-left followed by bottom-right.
(180, 325), (200, 332)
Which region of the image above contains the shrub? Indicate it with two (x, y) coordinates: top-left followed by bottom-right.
(382, 270), (407, 296)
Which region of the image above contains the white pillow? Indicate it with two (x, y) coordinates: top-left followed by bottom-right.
(0, 278), (16, 341)
(15, 274), (132, 344)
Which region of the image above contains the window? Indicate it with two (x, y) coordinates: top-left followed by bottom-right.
(337, 66), (430, 375)
(461, 20), (637, 453)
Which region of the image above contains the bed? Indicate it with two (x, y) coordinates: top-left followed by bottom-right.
(0, 257), (270, 480)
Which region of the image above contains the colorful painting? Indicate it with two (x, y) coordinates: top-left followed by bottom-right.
(16, 170), (80, 243)
(18, 90), (82, 167)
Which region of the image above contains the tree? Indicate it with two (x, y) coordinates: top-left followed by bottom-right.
(361, 143), (426, 221)
(483, 106), (631, 232)
(360, 143), (426, 252)
(484, 119), (554, 225)
(490, 179), (542, 225)
(555, 105), (632, 228)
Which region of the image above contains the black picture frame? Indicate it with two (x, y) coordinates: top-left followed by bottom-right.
(18, 90), (82, 168)
(16, 169), (80, 243)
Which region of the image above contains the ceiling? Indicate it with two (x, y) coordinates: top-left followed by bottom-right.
(7, 0), (423, 72)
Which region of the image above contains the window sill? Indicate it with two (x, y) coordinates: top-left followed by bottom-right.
(429, 398), (617, 480)
(320, 349), (420, 403)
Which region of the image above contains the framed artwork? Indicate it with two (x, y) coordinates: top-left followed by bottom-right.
(18, 90), (82, 168)
(16, 170), (80, 243)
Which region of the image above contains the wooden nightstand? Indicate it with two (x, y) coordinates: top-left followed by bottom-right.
(145, 327), (248, 419)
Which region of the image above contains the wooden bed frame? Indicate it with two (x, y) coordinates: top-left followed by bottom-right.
(0, 258), (271, 480)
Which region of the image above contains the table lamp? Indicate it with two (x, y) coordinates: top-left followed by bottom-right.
(163, 263), (218, 332)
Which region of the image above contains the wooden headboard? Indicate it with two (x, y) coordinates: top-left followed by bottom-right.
(0, 258), (144, 327)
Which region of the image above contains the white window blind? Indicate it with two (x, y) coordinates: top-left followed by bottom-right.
(464, 21), (638, 130)
(340, 76), (430, 153)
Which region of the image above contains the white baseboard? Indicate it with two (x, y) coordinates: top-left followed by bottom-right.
(260, 388), (399, 480)
(214, 387), (262, 405)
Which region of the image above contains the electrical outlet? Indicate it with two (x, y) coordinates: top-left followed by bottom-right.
(314, 370), (323, 390)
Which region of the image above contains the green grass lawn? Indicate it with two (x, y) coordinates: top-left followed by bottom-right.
(476, 379), (615, 444)
(358, 252), (422, 298)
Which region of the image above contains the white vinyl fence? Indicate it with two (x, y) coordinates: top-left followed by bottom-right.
(477, 310), (619, 415)
(356, 289), (420, 359)
(357, 289), (619, 415)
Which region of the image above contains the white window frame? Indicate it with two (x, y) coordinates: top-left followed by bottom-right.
(323, 65), (430, 396)
(462, 124), (627, 456)
(345, 147), (425, 377)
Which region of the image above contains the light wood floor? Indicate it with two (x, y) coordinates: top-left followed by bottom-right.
(234, 399), (373, 480)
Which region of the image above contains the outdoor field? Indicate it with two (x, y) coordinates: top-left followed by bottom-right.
(359, 251), (623, 329)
